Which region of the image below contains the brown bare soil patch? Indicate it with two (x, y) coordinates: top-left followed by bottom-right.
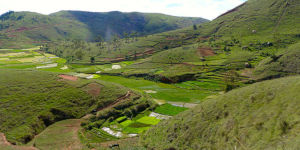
(59, 75), (78, 81)
(198, 47), (215, 57)
(0, 133), (11, 146)
(84, 83), (102, 97)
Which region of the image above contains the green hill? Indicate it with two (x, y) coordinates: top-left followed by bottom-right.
(200, 0), (300, 38)
(0, 11), (208, 48)
(254, 42), (300, 80)
(141, 75), (300, 149)
(91, 0), (300, 83)
(51, 11), (208, 40)
(0, 69), (130, 144)
(1, 0), (300, 149)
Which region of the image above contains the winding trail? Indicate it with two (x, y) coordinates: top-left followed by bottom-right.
(0, 133), (38, 150)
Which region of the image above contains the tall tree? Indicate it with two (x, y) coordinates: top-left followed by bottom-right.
(75, 50), (84, 60)
(123, 32), (129, 43)
(111, 34), (121, 51)
(90, 56), (95, 64)
(193, 24), (198, 30)
(95, 35), (104, 48)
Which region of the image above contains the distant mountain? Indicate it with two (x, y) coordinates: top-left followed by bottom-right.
(51, 11), (208, 40)
(0, 11), (208, 48)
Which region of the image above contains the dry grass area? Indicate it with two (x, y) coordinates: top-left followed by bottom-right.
(85, 83), (102, 97)
(28, 119), (85, 150)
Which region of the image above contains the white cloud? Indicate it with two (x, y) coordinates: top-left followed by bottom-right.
(0, 0), (246, 20)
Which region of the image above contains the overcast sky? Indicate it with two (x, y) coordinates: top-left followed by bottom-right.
(0, 0), (247, 20)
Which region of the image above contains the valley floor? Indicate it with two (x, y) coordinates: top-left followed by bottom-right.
(0, 48), (206, 149)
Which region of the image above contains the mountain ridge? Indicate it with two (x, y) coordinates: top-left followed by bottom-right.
(0, 10), (208, 48)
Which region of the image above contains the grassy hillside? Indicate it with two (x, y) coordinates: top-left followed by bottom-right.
(42, 0), (300, 84)
(0, 11), (208, 48)
(27, 119), (87, 150)
(204, 0), (300, 37)
(0, 11), (90, 48)
(141, 75), (300, 149)
(52, 11), (208, 40)
(1, 0), (300, 148)
(89, 0), (300, 84)
(254, 42), (300, 80)
(0, 69), (129, 144)
(97, 0), (300, 60)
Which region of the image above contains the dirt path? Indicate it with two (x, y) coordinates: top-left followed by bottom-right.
(0, 133), (38, 150)
(82, 90), (132, 120)
(96, 91), (132, 112)
(0, 133), (11, 146)
(167, 102), (198, 108)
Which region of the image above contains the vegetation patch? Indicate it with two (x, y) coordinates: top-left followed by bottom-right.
(154, 104), (188, 116)
(142, 76), (300, 149)
(136, 117), (160, 125)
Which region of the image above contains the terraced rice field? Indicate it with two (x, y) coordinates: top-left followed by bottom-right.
(154, 103), (188, 116)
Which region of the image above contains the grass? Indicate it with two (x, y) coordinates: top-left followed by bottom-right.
(142, 75), (300, 149)
(121, 116), (159, 134)
(120, 120), (133, 127)
(27, 119), (88, 150)
(254, 42), (300, 80)
(123, 126), (150, 134)
(1, 0), (300, 148)
(0, 10), (207, 48)
(154, 104), (188, 116)
(95, 75), (216, 103)
(136, 117), (160, 125)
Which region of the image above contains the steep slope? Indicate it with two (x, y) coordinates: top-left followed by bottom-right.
(0, 11), (90, 48)
(141, 75), (300, 149)
(201, 0), (300, 38)
(254, 42), (300, 80)
(0, 11), (208, 48)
